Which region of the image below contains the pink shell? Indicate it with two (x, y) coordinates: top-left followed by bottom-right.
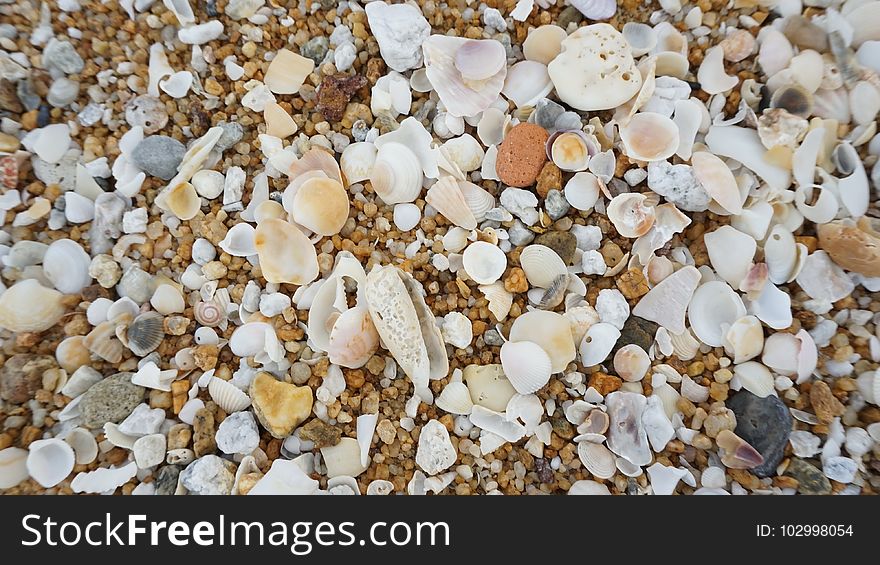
(454, 40), (507, 81)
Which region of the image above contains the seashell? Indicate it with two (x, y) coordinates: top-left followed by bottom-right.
(582, 409), (610, 435)
(523, 25), (567, 64)
(462, 241), (507, 285)
(43, 239), (92, 294)
(770, 84), (813, 118)
(164, 181), (201, 220)
(0, 279), (67, 332)
(845, 1), (880, 47)
(764, 225), (798, 285)
(619, 112), (679, 162)
(509, 310), (577, 373)
(716, 429), (764, 470)
(84, 321), (123, 363)
(264, 48), (314, 94)
(422, 34), (506, 118)
(194, 300), (224, 327)
(549, 131), (593, 172)
(454, 39), (506, 81)
(435, 381), (474, 415)
(533, 274), (569, 310)
(264, 101), (297, 139)
(126, 311), (165, 357)
(208, 377), (252, 413)
(458, 180), (495, 222)
(644, 255), (674, 286)
(759, 332), (800, 378)
(289, 148), (343, 185)
(669, 328), (701, 360)
(758, 28), (792, 77)
(733, 361), (775, 398)
(564, 305), (600, 345)
(704, 126), (790, 191)
(691, 151), (742, 214)
(520, 244), (569, 289)
(476, 108), (510, 147)
(835, 142), (870, 218)
(687, 281), (747, 347)
(631, 265), (700, 335)
(441, 134), (484, 173)
(479, 282), (513, 322)
(816, 219), (880, 277)
(622, 22), (657, 58)
(393, 203), (421, 232)
(614, 344), (651, 382)
(704, 226), (755, 288)
(328, 306), (380, 369)
(56, 336), (91, 373)
(291, 176), (350, 237)
(219, 222), (257, 257)
(254, 218), (319, 285)
(192, 169), (224, 200)
(64, 428), (98, 465)
(150, 284), (185, 315)
(655, 51), (689, 79)
(502, 60), (554, 108)
(724, 315), (763, 364)
(564, 172), (601, 211)
(426, 176), (477, 230)
(577, 442), (616, 479)
(607, 193), (656, 238)
(26, 438), (75, 488)
(500, 341), (553, 394)
(579, 322), (621, 367)
(463, 364), (517, 412)
(369, 142), (423, 205)
(748, 281), (792, 330)
(549, 24), (642, 111)
(569, 480), (612, 495)
(697, 46), (738, 95)
(340, 142), (376, 185)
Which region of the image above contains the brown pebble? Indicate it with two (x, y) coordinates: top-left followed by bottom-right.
(535, 161), (562, 198)
(810, 380), (845, 423)
(317, 74), (368, 122)
(192, 408), (217, 457)
(496, 123), (549, 188)
(298, 418), (342, 448)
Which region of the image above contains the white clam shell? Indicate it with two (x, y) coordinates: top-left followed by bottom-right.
(692, 151), (742, 215)
(254, 218), (319, 285)
(393, 203), (421, 232)
(479, 282), (513, 322)
(500, 340), (553, 394)
(150, 284), (185, 315)
(579, 322), (621, 367)
(724, 315), (763, 364)
(43, 239), (92, 294)
(520, 244), (569, 288)
(27, 438), (75, 488)
(340, 142), (377, 185)
(614, 344), (651, 382)
(502, 60), (554, 108)
(523, 24), (567, 64)
(622, 22), (657, 58)
(564, 172), (602, 211)
(219, 222), (257, 257)
(462, 241), (507, 285)
(441, 134), (485, 173)
(764, 225), (799, 284)
(423, 34), (507, 118)
(208, 377), (252, 412)
(328, 306), (380, 369)
(697, 46), (738, 94)
(509, 310), (577, 373)
(454, 39), (507, 81)
(370, 142), (423, 205)
(64, 427), (98, 465)
(568, 480), (612, 495)
(578, 442), (617, 479)
(619, 112), (679, 162)
(477, 107), (510, 147)
(0, 447), (29, 489)
(687, 281), (747, 347)
(733, 361), (775, 398)
(426, 176), (477, 230)
(760, 332), (800, 377)
(551, 131), (593, 172)
(435, 381), (474, 415)
(0, 279), (66, 332)
(704, 225), (755, 288)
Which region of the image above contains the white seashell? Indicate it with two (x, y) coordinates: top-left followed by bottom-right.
(374, 117), (438, 178)
(847, 2), (880, 47)
(614, 344), (651, 382)
(442, 312), (473, 349)
(208, 377), (252, 413)
(479, 282), (513, 322)
(27, 438), (75, 488)
(733, 361), (775, 398)
(502, 60), (554, 108)
(564, 172), (602, 211)
(458, 180), (495, 222)
(619, 112), (679, 162)
(64, 191), (95, 224)
(219, 222), (257, 257)
(43, 238), (92, 294)
(698, 46), (738, 95)
(835, 142), (870, 218)
(441, 134), (484, 173)
(764, 225), (798, 285)
(577, 442), (616, 479)
(564, 305), (600, 345)
(340, 142), (376, 185)
(192, 169), (224, 199)
(748, 281), (791, 330)
(163, 181), (201, 220)
(520, 244), (569, 289)
(758, 28), (792, 76)
(579, 322), (621, 367)
(647, 462), (691, 495)
(654, 51), (689, 79)
(415, 420), (457, 476)
(462, 241), (507, 285)
(254, 218), (319, 285)
(642, 395), (675, 452)
(704, 125), (790, 191)
(760, 332), (799, 377)
(523, 24), (567, 64)
(264, 49), (314, 94)
(288, 148), (342, 184)
(291, 176), (350, 236)
(725, 315), (763, 363)
(605, 391), (651, 465)
(704, 226), (755, 288)
(669, 328), (701, 361)
(322, 437), (368, 479)
(0, 447), (29, 489)
(549, 24), (641, 111)
(687, 281), (747, 347)
(150, 284), (185, 315)
(56, 336), (90, 374)
(550, 131), (593, 172)
(422, 34), (506, 118)
(672, 98), (704, 160)
(392, 203), (421, 232)
(370, 142), (423, 205)
(568, 480), (612, 495)
(64, 427), (98, 465)
(509, 310), (577, 373)
(328, 306), (380, 369)
(464, 364), (517, 412)
(623, 22), (657, 57)
(367, 479), (395, 495)
(500, 341), (553, 395)
(426, 176), (477, 230)
(442, 226), (470, 253)
(477, 108), (510, 147)
(691, 151), (742, 214)
(435, 381), (474, 415)
(607, 192), (656, 238)
(454, 39), (507, 81)
(0, 279), (66, 332)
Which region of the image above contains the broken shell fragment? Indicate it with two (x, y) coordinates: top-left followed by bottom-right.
(426, 177), (477, 230)
(607, 193), (656, 238)
(687, 281), (747, 347)
(264, 49), (315, 94)
(509, 310), (577, 373)
(254, 218), (319, 285)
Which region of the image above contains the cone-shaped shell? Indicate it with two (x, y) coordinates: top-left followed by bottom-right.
(254, 218), (319, 285)
(500, 340), (553, 394)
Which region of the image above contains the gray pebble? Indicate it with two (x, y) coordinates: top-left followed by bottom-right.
(534, 98), (564, 130)
(508, 219), (536, 246)
(78, 373), (146, 429)
(47, 78), (79, 107)
(180, 455), (236, 495)
(215, 121), (244, 152)
(301, 36), (329, 66)
(154, 465), (180, 496)
(483, 329), (505, 347)
(131, 135), (185, 180)
(544, 189), (570, 220)
(728, 391), (793, 478)
(42, 39), (84, 76)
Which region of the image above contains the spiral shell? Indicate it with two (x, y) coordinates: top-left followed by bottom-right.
(607, 193), (656, 238)
(194, 300), (225, 327)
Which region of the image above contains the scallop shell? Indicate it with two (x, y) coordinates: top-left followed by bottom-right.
(56, 336), (91, 373)
(194, 299), (225, 327)
(579, 322), (621, 366)
(550, 131), (593, 172)
(441, 134), (485, 173)
(520, 244), (569, 288)
(208, 377), (252, 412)
(85, 320), (123, 363)
(613, 344), (651, 382)
(435, 381), (474, 415)
(479, 282), (513, 322)
(577, 442), (616, 479)
(43, 239), (92, 294)
(426, 176), (477, 230)
(327, 306), (380, 369)
(500, 340), (553, 394)
(619, 112), (679, 162)
(340, 142), (377, 185)
(564, 172), (602, 211)
(454, 39), (507, 81)
(670, 328), (701, 360)
(724, 315), (763, 364)
(733, 361), (775, 398)
(462, 241), (507, 285)
(292, 176), (350, 236)
(121, 313), (164, 358)
(692, 151), (743, 214)
(164, 181), (201, 220)
(458, 180), (495, 222)
(607, 193), (656, 238)
(523, 25), (567, 64)
(254, 218), (319, 285)
(704, 225), (755, 288)
(622, 22), (657, 58)
(370, 142), (423, 205)
(502, 60), (554, 108)
(687, 281), (747, 347)
(0, 279), (66, 332)
(289, 147), (343, 185)
(64, 427), (98, 465)
(26, 438), (75, 488)
(510, 310), (577, 373)
(423, 34), (507, 118)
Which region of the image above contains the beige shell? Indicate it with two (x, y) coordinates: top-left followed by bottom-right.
(208, 377), (252, 412)
(426, 176), (477, 230)
(551, 131), (592, 172)
(398, 269), (449, 382)
(463, 364), (517, 412)
(254, 218), (319, 285)
(291, 176), (350, 236)
(458, 180), (495, 222)
(500, 340), (553, 394)
(724, 315), (764, 363)
(264, 101), (298, 138)
(578, 442), (616, 479)
(289, 147), (343, 185)
(340, 142), (377, 185)
(669, 328), (701, 360)
(691, 151), (742, 214)
(441, 134), (484, 173)
(479, 282), (513, 322)
(523, 24), (567, 65)
(194, 300), (225, 327)
(435, 381), (474, 415)
(519, 244), (569, 289)
(619, 112), (679, 162)
(56, 336), (91, 373)
(165, 181), (201, 220)
(84, 320), (123, 363)
(327, 306), (380, 369)
(509, 310), (576, 373)
(264, 48), (314, 94)
(0, 279), (66, 332)
(613, 344), (651, 382)
(607, 193), (656, 238)
(582, 409), (610, 435)
(462, 241), (507, 285)
(125, 311), (165, 357)
(369, 142), (423, 205)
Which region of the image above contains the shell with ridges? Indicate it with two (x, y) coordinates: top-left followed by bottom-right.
(426, 176), (477, 230)
(520, 244), (569, 288)
(578, 441), (616, 479)
(435, 381), (474, 415)
(479, 282), (513, 321)
(500, 341), (553, 394)
(0, 279), (66, 332)
(194, 300), (225, 327)
(125, 311), (165, 357)
(208, 377), (252, 412)
(288, 147), (342, 184)
(369, 142), (423, 205)
(340, 142), (376, 185)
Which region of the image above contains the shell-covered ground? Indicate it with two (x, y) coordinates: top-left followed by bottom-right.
(0, 0), (879, 495)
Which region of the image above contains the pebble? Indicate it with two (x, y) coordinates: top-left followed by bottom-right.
(317, 74), (368, 122)
(215, 411), (260, 455)
(483, 329), (505, 346)
(482, 8), (507, 32)
(118, 403), (166, 436)
(727, 391), (793, 478)
(249, 372), (313, 438)
(557, 5), (585, 29)
(365, 1), (431, 72)
(534, 98), (565, 130)
(133, 434), (166, 468)
(79, 373), (145, 429)
(298, 418), (342, 448)
(215, 121), (245, 152)
(544, 189), (570, 220)
(180, 454), (236, 495)
(536, 162), (563, 198)
(0, 354), (56, 404)
(809, 380), (846, 423)
(125, 95), (169, 135)
(508, 219), (536, 246)
(647, 161), (711, 212)
(46, 78), (79, 107)
(785, 458), (831, 495)
(614, 316), (659, 356)
(0, 79), (23, 112)
(42, 39), (84, 76)
(259, 292), (291, 317)
(496, 123), (550, 188)
(535, 230), (577, 265)
(192, 407), (217, 457)
(301, 36), (329, 66)
(154, 465), (180, 496)
(77, 102), (104, 126)
(131, 136), (186, 180)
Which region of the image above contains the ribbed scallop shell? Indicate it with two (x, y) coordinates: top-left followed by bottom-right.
(478, 282), (513, 322)
(126, 311), (165, 357)
(435, 381), (474, 415)
(369, 142), (423, 205)
(426, 176), (477, 230)
(289, 147), (343, 185)
(208, 377), (252, 412)
(520, 244), (569, 289)
(500, 340), (553, 394)
(340, 142), (377, 185)
(457, 180), (495, 222)
(85, 320), (124, 363)
(577, 442), (616, 479)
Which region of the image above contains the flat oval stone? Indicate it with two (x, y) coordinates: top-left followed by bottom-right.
(78, 372), (145, 429)
(496, 123), (549, 188)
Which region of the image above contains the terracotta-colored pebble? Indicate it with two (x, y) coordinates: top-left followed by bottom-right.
(495, 123), (549, 188)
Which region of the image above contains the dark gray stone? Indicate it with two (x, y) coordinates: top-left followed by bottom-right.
(154, 465), (180, 496)
(785, 458), (831, 495)
(728, 391), (793, 478)
(544, 189), (570, 221)
(131, 135), (185, 180)
(535, 230), (577, 265)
